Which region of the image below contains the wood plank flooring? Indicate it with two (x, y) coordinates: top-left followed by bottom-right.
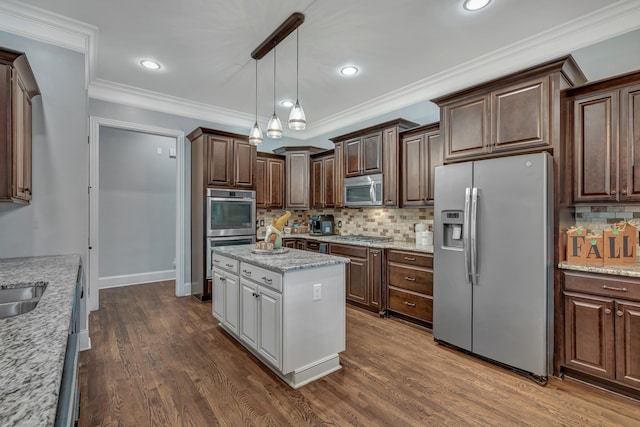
(79, 281), (640, 426)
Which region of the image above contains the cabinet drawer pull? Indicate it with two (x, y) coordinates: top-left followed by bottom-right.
(213, 259), (220, 264)
(617, 310), (624, 317)
(404, 276), (416, 282)
(252, 292), (259, 298)
(602, 285), (628, 292)
(220, 277), (226, 281)
(605, 308), (611, 315)
(403, 301), (416, 307)
(225, 263), (234, 269)
(404, 257), (416, 261)
(262, 277), (272, 284)
(242, 269), (251, 276)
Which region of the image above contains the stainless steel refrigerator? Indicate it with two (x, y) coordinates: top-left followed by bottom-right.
(433, 152), (553, 380)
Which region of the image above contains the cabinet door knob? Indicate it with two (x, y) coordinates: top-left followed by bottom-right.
(617, 310), (624, 317)
(622, 190), (628, 195)
(611, 190), (617, 195)
(605, 308), (612, 315)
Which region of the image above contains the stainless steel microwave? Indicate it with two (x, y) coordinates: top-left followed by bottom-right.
(344, 173), (383, 207)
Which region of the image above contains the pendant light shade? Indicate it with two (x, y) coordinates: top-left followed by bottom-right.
(266, 48), (283, 138)
(249, 59), (263, 145)
(288, 28), (306, 130)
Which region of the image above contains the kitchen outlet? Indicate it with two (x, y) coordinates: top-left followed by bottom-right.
(338, 220), (342, 228)
(260, 220), (264, 227)
(156, 147), (162, 155)
(313, 283), (321, 301)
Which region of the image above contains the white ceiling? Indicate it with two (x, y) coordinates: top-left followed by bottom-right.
(5, 0), (640, 139)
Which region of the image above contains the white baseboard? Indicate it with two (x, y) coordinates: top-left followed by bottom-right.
(99, 270), (175, 289)
(79, 330), (91, 351)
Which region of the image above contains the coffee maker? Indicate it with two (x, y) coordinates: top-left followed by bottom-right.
(310, 214), (334, 235)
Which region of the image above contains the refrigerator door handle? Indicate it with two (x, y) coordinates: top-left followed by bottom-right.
(470, 187), (479, 286)
(463, 187), (472, 283)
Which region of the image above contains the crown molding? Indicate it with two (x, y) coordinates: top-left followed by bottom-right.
(0, 0), (97, 86)
(302, 0), (640, 139)
(89, 78), (262, 131)
(1, 0), (639, 140)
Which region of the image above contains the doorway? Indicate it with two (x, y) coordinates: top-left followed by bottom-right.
(89, 117), (188, 312)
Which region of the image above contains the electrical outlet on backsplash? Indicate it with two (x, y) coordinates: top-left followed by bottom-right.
(256, 208), (434, 243)
(574, 205), (640, 233)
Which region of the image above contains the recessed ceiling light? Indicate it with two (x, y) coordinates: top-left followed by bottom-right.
(140, 59), (161, 70)
(463, 0), (491, 11)
(340, 66), (358, 76)
(280, 100), (294, 108)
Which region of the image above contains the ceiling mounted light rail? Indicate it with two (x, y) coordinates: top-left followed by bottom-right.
(248, 12), (306, 141)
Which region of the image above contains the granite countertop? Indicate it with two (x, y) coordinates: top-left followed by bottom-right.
(0, 255), (81, 426)
(558, 260), (640, 279)
(258, 233), (434, 254)
(213, 245), (349, 273)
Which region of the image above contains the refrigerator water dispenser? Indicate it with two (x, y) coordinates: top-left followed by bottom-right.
(441, 210), (464, 249)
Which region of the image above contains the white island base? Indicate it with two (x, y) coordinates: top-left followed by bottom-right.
(212, 247), (347, 389)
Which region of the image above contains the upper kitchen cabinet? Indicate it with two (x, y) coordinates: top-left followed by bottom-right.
(187, 128), (256, 190)
(0, 48), (40, 204)
(334, 142), (344, 208)
(432, 56), (586, 164)
(256, 153), (285, 209)
(273, 146), (325, 210)
(330, 119), (418, 206)
(311, 150), (335, 209)
(564, 70), (640, 203)
(399, 123), (442, 207)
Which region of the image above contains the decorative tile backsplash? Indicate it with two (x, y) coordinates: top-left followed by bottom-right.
(574, 205), (640, 233)
(257, 208), (434, 243)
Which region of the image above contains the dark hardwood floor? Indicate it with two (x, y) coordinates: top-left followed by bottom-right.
(79, 281), (639, 426)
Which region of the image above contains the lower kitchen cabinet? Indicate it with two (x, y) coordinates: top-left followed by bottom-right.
(211, 250), (346, 388)
(329, 243), (384, 315)
(212, 253), (240, 335)
(563, 270), (640, 393)
(387, 249), (433, 326)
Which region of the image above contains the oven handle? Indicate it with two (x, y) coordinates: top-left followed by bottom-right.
(208, 196), (255, 202)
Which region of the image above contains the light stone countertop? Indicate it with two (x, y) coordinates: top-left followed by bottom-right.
(258, 233), (434, 254)
(558, 260), (640, 278)
(213, 245), (349, 273)
(0, 255), (81, 427)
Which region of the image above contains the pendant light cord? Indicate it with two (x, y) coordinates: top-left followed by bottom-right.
(296, 28), (299, 100)
(273, 48), (277, 113)
(255, 59), (258, 120)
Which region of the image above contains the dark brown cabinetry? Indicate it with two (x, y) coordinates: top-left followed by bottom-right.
(274, 146), (326, 210)
(330, 119), (418, 206)
(189, 128), (256, 190)
(311, 151), (335, 208)
(387, 250), (433, 326)
(432, 56), (586, 164)
(188, 128), (257, 301)
(329, 243), (385, 315)
(0, 48), (40, 204)
(334, 142), (344, 208)
(256, 153), (284, 209)
(563, 271), (640, 393)
(399, 123), (443, 206)
(564, 70), (640, 203)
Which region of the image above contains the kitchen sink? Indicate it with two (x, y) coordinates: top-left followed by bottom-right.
(0, 282), (47, 319)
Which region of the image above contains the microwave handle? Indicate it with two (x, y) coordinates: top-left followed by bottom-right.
(370, 181), (376, 203)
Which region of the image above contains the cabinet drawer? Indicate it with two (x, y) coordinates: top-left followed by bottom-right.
(329, 243), (368, 259)
(212, 254), (238, 274)
(388, 250), (433, 268)
(241, 262), (282, 292)
(564, 271), (640, 301)
(388, 265), (433, 295)
(388, 289), (433, 322)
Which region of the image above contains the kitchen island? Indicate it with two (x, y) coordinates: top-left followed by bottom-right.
(0, 255), (81, 427)
(211, 245), (349, 388)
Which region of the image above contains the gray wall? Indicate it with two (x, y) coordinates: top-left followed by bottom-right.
(0, 31), (87, 262)
(98, 127), (176, 278)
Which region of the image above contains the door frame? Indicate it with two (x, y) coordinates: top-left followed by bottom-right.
(88, 116), (189, 312)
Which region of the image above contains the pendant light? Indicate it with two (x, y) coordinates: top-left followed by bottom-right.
(288, 28), (306, 130)
(266, 48), (283, 138)
(248, 59), (263, 145)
